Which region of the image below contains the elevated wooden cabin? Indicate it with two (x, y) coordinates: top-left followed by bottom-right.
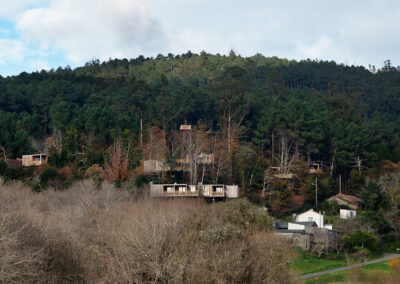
(149, 184), (240, 199)
(309, 161), (327, 174)
(22, 154), (47, 167)
(143, 160), (170, 175)
(202, 184), (225, 198)
(150, 184), (199, 198)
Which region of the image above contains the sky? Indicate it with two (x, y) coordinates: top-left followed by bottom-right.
(0, 0), (399, 76)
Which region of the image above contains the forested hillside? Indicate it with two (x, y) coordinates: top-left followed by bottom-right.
(1, 52), (400, 203)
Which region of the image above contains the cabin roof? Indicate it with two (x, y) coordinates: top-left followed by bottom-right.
(334, 193), (363, 203)
(297, 209), (323, 217)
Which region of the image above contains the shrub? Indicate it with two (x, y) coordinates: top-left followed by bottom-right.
(85, 164), (104, 180)
(39, 167), (63, 189)
(352, 230), (377, 250)
(389, 258), (400, 269)
(0, 159), (6, 175)
(222, 198), (274, 231)
(0, 182), (291, 283)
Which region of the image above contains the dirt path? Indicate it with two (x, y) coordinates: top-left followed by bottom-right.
(295, 254), (400, 281)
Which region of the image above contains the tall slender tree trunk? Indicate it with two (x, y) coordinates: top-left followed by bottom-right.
(140, 113), (143, 154)
(261, 132), (264, 158)
(271, 131), (275, 160)
(330, 146), (336, 177)
(228, 104), (232, 183)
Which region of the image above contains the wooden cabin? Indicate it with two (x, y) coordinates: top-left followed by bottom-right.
(150, 184), (199, 197)
(22, 154), (47, 167)
(180, 125), (192, 131)
(309, 161), (326, 174)
(270, 166), (293, 179)
(202, 184), (225, 198)
(143, 160), (170, 175)
(327, 193), (363, 210)
(150, 184), (240, 200)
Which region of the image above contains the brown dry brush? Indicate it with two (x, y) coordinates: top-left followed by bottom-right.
(0, 179), (294, 283)
(104, 140), (130, 183)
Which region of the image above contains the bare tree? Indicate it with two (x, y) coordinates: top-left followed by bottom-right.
(311, 228), (333, 257)
(0, 145), (6, 160)
(376, 172), (400, 236)
(212, 136), (229, 184)
(178, 126), (212, 184)
(278, 132), (296, 176)
(104, 139), (130, 183)
(143, 126), (168, 163)
(350, 155), (367, 174)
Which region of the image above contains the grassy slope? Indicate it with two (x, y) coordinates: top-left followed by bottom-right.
(304, 261), (397, 283)
(292, 248), (385, 276)
(292, 249), (348, 275)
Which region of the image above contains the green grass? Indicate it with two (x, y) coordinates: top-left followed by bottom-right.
(304, 260), (398, 284)
(292, 249), (348, 275)
(292, 248), (385, 276)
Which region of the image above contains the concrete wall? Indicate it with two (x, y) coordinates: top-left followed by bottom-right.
(149, 184), (163, 197)
(226, 185), (239, 198)
(288, 223), (305, 230)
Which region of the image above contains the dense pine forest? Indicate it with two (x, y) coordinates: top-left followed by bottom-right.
(1, 52), (400, 210)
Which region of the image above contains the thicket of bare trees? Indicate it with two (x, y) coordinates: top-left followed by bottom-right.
(376, 172), (400, 236)
(0, 179), (293, 283)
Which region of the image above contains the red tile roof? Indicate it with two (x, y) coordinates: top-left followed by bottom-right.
(336, 193), (363, 203)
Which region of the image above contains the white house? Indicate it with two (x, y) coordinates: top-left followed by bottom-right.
(295, 209), (332, 230)
(340, 209), (356, 219)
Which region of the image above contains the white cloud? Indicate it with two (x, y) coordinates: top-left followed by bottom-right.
(1, 0), (400, 75)
(16, 0), (167, 64)
(0, 39), (25, 65)
(0, 0), (47, 19)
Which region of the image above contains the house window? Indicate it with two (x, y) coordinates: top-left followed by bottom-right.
(308, 217), (313, 222)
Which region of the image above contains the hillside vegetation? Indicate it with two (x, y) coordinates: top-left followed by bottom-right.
(0, 179), (293, 283)
(1, 53), (400, 212)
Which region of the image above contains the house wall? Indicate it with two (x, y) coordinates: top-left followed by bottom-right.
(226, 185), (239, 198)
(149, 184), (163, 197)
(340, 209), (356, 219)
(288, 223), (305, 230)
(22, 155), (33, 167)
(296, 210), (324, 228)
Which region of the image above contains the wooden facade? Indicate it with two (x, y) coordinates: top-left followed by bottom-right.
(22, 154), (48, 167)
(150, 184), (239, 199)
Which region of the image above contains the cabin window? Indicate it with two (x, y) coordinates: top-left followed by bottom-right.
(308, 217), (313, 222)
(164, 186), (174, 193)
